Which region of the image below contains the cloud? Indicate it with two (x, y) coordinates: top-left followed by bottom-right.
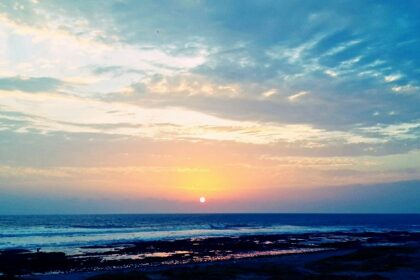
(0, 0), (419, 208)
(1, 0), (418, 131)
(261, 89), (277, 98)
(89, 65), (143, 77)
(391, 84), (419, 94)
(0, 90), (394, 146)
(288, 91), (309, 102)
(384, 74), (402, 83)
(138, 74), (241, 97)
(0, 76), (64, 92)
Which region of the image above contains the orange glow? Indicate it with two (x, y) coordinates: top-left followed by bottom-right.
(173, 166), (229, 200)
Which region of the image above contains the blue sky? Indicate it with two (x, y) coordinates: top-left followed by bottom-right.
(0, 0), (419, 213)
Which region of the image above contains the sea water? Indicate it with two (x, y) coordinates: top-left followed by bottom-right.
(0, 214), (419, 253)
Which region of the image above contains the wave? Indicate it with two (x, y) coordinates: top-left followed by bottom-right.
(209, 223), (256, 230)
(2, 214), (420, 253)
(0, 226), (149, 238)
(0, 223), (261, 238)
(0, 224), (348, 253)
(70, 225), (129, 229)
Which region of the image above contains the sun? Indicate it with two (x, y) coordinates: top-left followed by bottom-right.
(199, 196), (206, 203)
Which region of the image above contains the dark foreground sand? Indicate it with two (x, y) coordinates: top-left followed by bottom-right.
(1, 231), (419, 280)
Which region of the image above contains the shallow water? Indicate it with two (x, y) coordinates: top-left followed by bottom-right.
(1, 214), (419, 253)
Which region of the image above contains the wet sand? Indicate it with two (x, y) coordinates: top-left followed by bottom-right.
(1, 231), (419, 279)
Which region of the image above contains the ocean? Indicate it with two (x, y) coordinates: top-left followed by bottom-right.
(1, 214), (419, 254)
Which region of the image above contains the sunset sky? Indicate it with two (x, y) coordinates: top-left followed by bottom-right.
(0, 0), (419, 213)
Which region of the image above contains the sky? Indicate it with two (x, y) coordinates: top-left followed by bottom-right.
(0, 0), (419, 214)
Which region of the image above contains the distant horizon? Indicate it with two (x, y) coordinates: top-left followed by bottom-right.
(2, 212), (420, 216)
(1, 180), (419, 215)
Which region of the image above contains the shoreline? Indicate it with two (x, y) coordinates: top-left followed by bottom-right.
(1, 230), (419, 279)
(25, 248), (354, 280)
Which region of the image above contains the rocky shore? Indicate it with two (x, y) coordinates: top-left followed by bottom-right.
(1, 231), (419, 279)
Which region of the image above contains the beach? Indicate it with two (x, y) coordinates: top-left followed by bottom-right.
(1, 228), (419, 279)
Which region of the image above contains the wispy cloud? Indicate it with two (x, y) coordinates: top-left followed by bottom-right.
(0, 76), (66, 92)
(0, 90), (386, 146)
(288, 91), (309, 102)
